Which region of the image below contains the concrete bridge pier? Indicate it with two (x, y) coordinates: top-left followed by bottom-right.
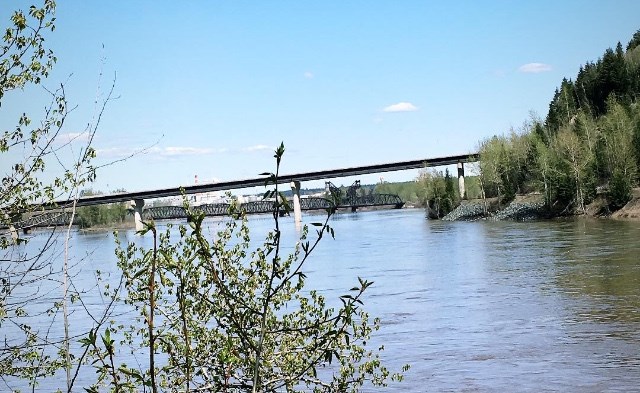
(132, 199), (145, 232)
(2, 211), (19, 243)
(290, 181), (302, 226)
(457, 162), (466, 200)
(9, 225), (19, 241)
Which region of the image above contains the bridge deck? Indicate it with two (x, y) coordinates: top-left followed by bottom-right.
(47, 153), (477, 207)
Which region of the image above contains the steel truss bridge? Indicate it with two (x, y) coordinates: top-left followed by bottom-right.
(8, 194), (404, 230)
(142, 193), (404, 220)
(9, 211), (79, 229)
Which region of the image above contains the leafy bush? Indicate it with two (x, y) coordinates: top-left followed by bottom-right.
(82, 144), (408, 392)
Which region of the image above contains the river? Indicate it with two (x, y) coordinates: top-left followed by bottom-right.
(4, 209), (640, 392)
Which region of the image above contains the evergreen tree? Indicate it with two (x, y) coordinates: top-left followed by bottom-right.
(593, 46), (628, 114)
(546, 78), (579, 131)
(626, 29), (640, 51)
(443, 169), (456, 214)
(574, 62), (599, 116)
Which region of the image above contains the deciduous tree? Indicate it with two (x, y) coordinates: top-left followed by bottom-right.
(1, 2), (110, 390)
(82, 144), (407, 392)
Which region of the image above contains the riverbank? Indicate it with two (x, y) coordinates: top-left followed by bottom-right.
(611, 188), (640, 219)
(442, 188), (640, 221)
(442, 194), (547, 221)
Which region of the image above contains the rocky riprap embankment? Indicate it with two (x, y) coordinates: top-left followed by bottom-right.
(442, 195), (547, 221)
(441, 201), (489, 221)
(489, 199), (546, 221)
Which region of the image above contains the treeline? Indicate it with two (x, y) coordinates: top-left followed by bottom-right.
(76, 189), (130, 228)
(374, 181), (428, 205)
(546, 31), (640, 129)
(376, 175), (482, 217)
(478, 29), (640, 215)
(416, 170), (457, 217)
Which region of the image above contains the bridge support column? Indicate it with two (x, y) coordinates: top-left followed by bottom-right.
(457, 162), (466, 200)
(290, 181), (302, 225)
(9, 225), (19, 241)
(132, 199), (145, 233)
(2, 211), (19, 243)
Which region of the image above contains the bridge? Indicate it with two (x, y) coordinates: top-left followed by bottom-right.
(13, 152), (476, 231)
(49, 153), (477, 207)
(143, 193), (404, 221)
(9, 211), (79, 230)
(10, 193), (404, 231)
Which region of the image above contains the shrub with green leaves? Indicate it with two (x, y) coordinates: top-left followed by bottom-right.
(83, 144), (407, 392)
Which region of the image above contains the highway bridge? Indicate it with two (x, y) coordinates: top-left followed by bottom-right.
(11, 152), (477, 231)
(49, 152), (478, 208)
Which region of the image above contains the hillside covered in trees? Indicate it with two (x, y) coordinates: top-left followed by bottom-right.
(477, 29), (640, 216)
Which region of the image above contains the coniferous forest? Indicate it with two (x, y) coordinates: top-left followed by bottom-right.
(477, 29), (640, 215)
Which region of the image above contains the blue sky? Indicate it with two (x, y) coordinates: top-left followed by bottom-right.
(4, 1), (640, 192)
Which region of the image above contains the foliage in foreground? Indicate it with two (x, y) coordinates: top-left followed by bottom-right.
(1, 1), (406, 390)
(81, 144), (407, 392)
(1, 1), (103, 389)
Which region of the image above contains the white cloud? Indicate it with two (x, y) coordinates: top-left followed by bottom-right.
(382, 102), (418, 113)
(55, 132), (92, 144)
(518, 63), (552, 73)
(304, 71), (314, 79)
